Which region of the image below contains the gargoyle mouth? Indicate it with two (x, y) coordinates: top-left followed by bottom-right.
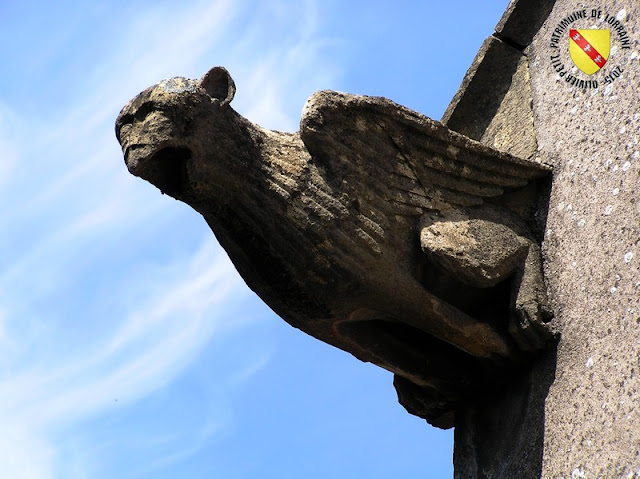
(130, 146), (192, 198)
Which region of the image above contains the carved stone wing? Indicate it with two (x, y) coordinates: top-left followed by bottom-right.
(299, 91), (550, 216)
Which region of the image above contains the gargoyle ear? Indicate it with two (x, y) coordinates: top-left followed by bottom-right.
(199, 66), (236, 105)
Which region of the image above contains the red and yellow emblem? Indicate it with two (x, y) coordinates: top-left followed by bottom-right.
(569, 29), (610, 75)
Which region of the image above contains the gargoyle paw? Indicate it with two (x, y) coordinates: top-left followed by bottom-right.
(509, 300), (555, 352)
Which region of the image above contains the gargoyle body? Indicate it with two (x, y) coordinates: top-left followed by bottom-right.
(116, 67), (553, 428)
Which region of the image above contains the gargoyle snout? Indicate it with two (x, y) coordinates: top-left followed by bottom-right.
(115, 104), (192, 198)
(116, 66), (244, 201)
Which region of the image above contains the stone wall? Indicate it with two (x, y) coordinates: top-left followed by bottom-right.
(445, 0), (640, 476)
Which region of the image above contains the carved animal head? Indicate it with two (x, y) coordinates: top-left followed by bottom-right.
(115, 67), (246, 201)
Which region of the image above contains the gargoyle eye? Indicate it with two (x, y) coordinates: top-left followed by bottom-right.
(199, 66), (236, 105)
(115, 113), (133, 142)
(115, 101), (162, 141)
(133, 102), (158, 122)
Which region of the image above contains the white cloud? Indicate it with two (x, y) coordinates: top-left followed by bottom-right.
(0, 427), (54, 479)
(0, 238), (255, 478)
(0, 0), (341, 476)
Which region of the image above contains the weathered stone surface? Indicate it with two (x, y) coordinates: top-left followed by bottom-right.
(453, 346), (557, 478)
(442, 5), (559, 476)
(529, 1), (640, 476)
(494, 0), (557, 50)
(443, 36), (538, 160)
(447, 0), (640, 477)
(116, 66), (554, 430)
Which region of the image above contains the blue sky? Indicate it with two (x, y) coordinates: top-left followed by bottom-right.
(0, 1), (510, 477)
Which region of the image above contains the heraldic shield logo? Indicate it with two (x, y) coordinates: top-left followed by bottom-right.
(569, 29), (610, 75)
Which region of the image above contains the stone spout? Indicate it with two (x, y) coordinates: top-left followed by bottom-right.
(116, 66), (555, 428)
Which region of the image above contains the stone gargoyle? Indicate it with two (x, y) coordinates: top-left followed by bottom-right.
(116, 66), (554, 428)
